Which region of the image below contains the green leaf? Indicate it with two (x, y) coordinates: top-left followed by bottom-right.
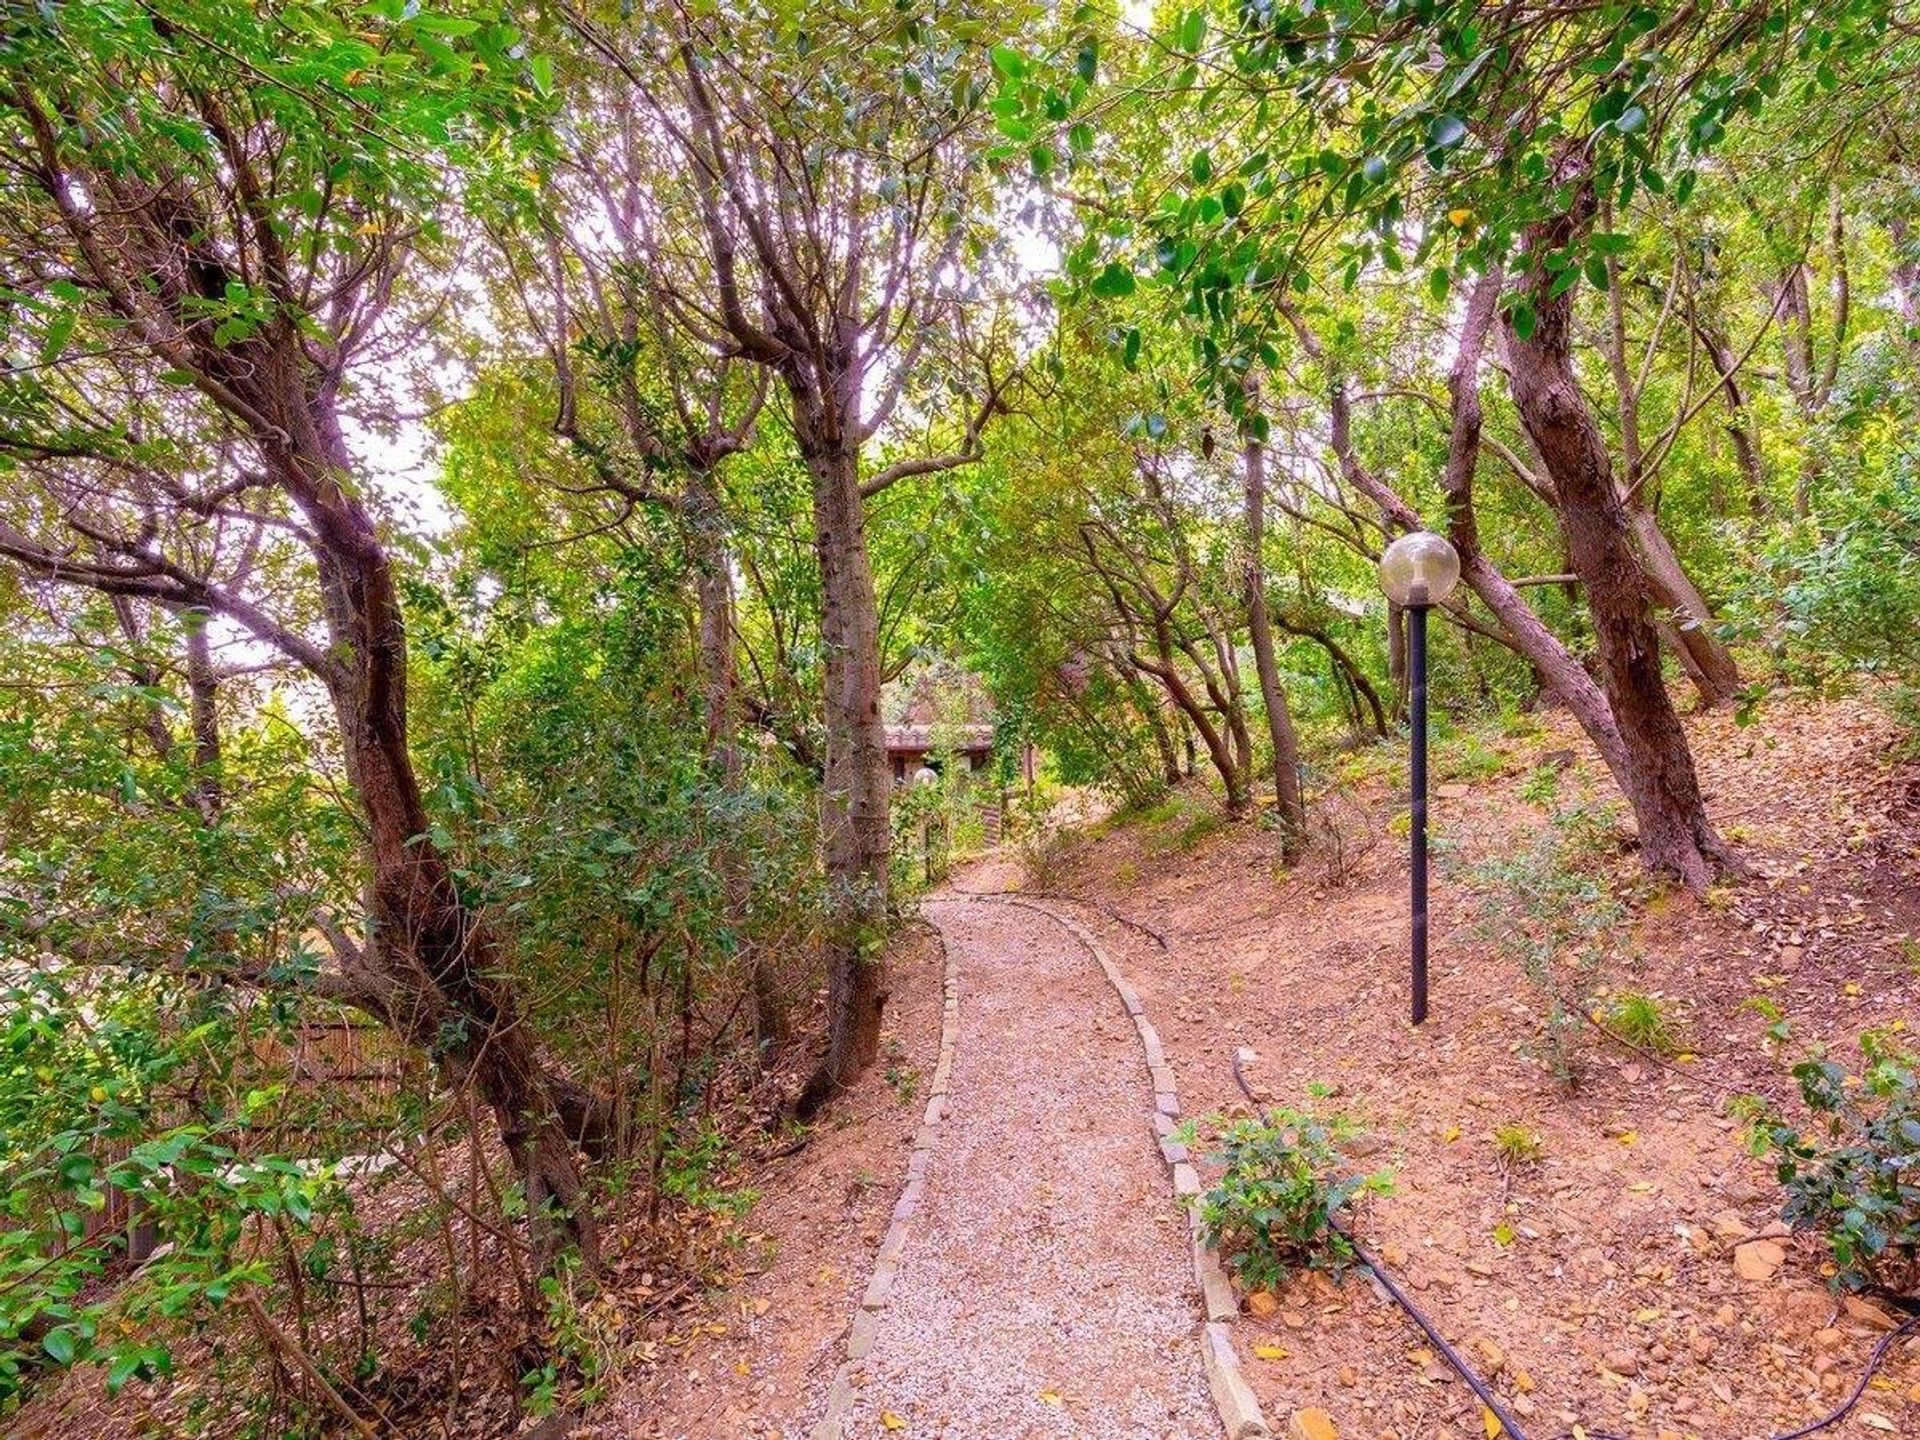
(412, 13), (482, 37)
(43, 1327), (78, 1366)
(1191, 149), (1212, 184)
(1176, 8), (1207, 54)
(1090, 262), (1136, 299)
(528, 53), (554, 97)
(40, 307), (77, 366)
(1428, 114), (1467, 149)
(1429, 266), (1451, 302)
(989, 44), (1025, 81)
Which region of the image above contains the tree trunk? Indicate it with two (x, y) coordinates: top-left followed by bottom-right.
(1386, 602), (1409, 720)
(1504, 190), (1739, 890)
(792, 432), (890, 1119)
(1689, 310), (1767, 518)
(299, 410), (600, 1268)
(1241, 430), (1306, 862)
(685, 474), (784, 1056)
(1126, 670), (1183, 787)
(1627, 507), (1741, 706)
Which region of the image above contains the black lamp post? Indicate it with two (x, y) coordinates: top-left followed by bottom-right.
(1378, 531), (1461, 1026)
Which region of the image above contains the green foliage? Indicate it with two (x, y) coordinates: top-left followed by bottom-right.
(1599, 990), (1689, 1057)
(1493, 1124), (1546, 1167)
(1747, 1031), (1920, 1295)
(1185, 1106), (1393, 1292)
(1469, 804), (1626, 1087)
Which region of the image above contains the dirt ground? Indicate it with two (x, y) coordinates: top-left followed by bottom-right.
(23, 693), (1917, 1440)
(596, 922), (949, 1439)
(1023, 690), (1920, 1440)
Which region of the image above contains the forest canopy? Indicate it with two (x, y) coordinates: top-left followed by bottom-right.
(3, 0), (1920, 1434)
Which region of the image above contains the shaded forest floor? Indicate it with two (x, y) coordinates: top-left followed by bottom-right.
(19, 690), (1920, 1440)
(617, 688), (1920, 1439)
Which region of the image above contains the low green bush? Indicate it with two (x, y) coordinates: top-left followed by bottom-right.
(1747, 1030), (1920, 1296)
(1184, 1105), (1393, 1292)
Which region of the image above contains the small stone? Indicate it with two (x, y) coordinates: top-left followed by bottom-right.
(1843, 1295), (1901, 1331)
(1287, 1407), (1339, 1440)
(1511, 1367), (1535, 1394)
(1733, 1239), (1785, 1281)
(1245, 1290), (1280, 1319)
(1813, 1327), (1845, 1352)
(1708, 1208), (1755, 1243)
(1602, 1349), (1642, 1377)
(1475, 1339), (1506, 1377)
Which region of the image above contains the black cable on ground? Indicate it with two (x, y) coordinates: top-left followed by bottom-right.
(1330, 1216), (1919, 1440)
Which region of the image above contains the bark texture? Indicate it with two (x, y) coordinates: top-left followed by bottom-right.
(1241, 430), (1307, 862)
(1504, 182), (1738, 890)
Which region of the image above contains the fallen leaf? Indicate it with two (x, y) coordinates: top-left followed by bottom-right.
(1255, 1343), (1289, 1360)
(1492, 1222), (1516, 1247)
(1482, 1407), (1504, 1439)
(1858, 1415), (1894, 1432)
(881, 1413), (907, 1431)
(1615, 1130), (1639, 1146)
(1443, 1125), (1462, 1143)
(1038, 1390), (1063, 1407)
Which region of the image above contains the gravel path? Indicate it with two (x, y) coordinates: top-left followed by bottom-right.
(836, 896), (1218, 1439)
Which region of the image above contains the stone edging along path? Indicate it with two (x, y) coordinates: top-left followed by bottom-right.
(807, 916), (962, 1440)
(808, 892), (1273, 1440)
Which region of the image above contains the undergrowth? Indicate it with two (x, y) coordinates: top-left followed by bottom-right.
(1181, 1100), (1393, 1293)
(1467, 801), (1626, 1088)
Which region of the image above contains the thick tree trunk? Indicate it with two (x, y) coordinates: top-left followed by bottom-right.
(1504, 194), (1739, 890)
(1241, 431), (1306, 862)
(792, 433), (890, 1118)
(1313, 278), (1631, 780)
(299, 411), (600, 1268)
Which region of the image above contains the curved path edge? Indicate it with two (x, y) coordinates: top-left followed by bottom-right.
(808, 891), (1274, 1440)
(987, 893), (1272, 1440)
(808, 918), (962, 1440)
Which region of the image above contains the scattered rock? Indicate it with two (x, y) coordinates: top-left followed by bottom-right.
(1288, 1409), (1338, 1440)
(1708, 1208), (1755, 1243)
(1602, 1348), (1642, 1377)
(1475, 1338), (1506, 1377)
(1843, 1295), (1901, 1332)
(1733, 1239), (1785, 1281)
(1245, 1290), (1279, 1319)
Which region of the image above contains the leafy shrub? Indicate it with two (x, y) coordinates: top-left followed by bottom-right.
(1185, 1107), (1393, 1292)
(1468, 804), (1625, 1087)
(1748, 1031), (1920, 1296)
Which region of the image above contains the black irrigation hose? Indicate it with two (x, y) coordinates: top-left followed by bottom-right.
(1333, 1217), (1920, 1440)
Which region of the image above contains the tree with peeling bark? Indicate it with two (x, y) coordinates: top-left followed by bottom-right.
(557, 0), (1025, 1112)
(1000, 0), (1915, 888)
(0, 0), (608, 1263)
